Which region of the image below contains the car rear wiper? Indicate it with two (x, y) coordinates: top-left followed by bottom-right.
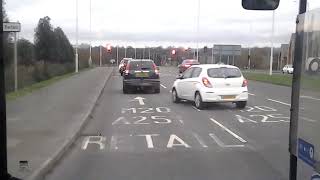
(225, 75), (239, 78)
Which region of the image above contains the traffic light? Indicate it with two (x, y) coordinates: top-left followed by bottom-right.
(106, 44), (112, 53)
(171, 49), (176, 55)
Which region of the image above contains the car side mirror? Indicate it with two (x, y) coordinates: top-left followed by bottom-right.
(176, 74), (183, 79)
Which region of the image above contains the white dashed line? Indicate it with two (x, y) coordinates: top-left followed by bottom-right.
(210, 118), (247, 143)
(160, 84), (167, 89)
(301, 117), (317, 122)
(267, 99), (291, 106)
(301, 95), (320, 101)
(192, 106), (201, 112)
(248, 93), (256, 96)
(179, 119), (184, 124)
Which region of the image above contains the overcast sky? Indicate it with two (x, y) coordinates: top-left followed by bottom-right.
(5, 0), (320, 48)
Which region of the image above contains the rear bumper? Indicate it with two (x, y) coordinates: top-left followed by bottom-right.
(200, 88), (248, 102)
(123, 79), (160, 87)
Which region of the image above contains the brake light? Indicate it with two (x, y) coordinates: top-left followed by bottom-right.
(242, 79), (248, 87)
(125, 63), (130, 75)
(153, 63), (159, 75)
(202, 77), (212, 88)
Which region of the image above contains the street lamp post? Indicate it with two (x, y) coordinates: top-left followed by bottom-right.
(269, 10), (275, 75)
(75, 0), (79, 73)
(88, 0), (92, 67)
(196, 0), (200, 61)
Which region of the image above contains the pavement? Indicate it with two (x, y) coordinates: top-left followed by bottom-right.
(6, 67), (114, 180)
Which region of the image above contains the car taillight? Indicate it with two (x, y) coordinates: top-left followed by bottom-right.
(202, 77), (212, 88)
(125, 64), (130, 75)
(242, 79), (248, 87)
(153, 64), (159, 75)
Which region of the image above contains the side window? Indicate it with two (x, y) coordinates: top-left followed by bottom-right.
(183, 68), (194, 79)
(191, 67), (202, 78)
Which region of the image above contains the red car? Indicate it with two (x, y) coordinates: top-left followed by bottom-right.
(178, 59), (200, 73)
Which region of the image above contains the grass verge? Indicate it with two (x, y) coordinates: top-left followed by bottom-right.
(243, 72), (320, 92)
(6, 68), (90, 101)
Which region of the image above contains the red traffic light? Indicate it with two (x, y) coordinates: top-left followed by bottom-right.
(171, 49), (176, 55)
(106, 44), (112, 52)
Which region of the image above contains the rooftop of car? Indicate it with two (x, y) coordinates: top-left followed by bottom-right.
(129, 59), (154, 62)
(191, 64), (240, 69)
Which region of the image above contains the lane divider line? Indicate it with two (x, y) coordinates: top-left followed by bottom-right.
(267, 98), (291, 106)
(301, 95), (320, 101)
(210, 118), (247, 143)
(301, 117), (317, 122)
(160, 84), (167, 89)
(248, 93), (256, 96)
(192, 106), (201, 112)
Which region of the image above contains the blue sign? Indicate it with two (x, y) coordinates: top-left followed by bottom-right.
(311, 174), (320, 180)
(298, 138), (315, 167)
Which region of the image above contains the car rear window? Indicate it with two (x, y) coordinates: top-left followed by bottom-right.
(207, 67), (242, 78)
(130, 61), (154, 70)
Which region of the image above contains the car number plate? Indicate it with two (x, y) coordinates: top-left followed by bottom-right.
(135, 72), (149, 77)
(222, 95), (236, 100)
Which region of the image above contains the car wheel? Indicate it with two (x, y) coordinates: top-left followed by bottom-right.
(123, 83), (129, 94)
(154, 88), (160, 94)
(194, 92), (205, 110)
(236, 101), (247, 109)
(172, 89), (180, 103)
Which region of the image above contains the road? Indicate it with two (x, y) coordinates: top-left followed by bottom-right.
(45, 67), (319, 180)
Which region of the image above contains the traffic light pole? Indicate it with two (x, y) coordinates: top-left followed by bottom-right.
(289, 1), (307, 180)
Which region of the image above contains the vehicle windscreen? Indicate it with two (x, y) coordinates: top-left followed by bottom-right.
(130, 61), (154, 70)
(207, 68), (242, 78)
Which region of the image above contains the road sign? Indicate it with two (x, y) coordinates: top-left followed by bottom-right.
(3, 22), (21, 32)
(213, 45), (241, 56)
(298, 138), (316, 167)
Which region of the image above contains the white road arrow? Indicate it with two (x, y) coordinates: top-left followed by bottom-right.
(131, 97), (146, 105)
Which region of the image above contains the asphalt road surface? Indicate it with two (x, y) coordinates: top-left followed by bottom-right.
(45, 67), (319, 180)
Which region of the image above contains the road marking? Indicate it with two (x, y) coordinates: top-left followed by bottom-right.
(248, 93), (256, 96)
(301, 95), (320, 101)
(192, 133), (208, 148)
(130, 97), (145, 105)
(179, 119), (184, 124)
(167, 134), (191, 148)
(160, 84), (167, 89)
(301, 117), (316, 122)
(267, 98), (291, 106)
(192, 106), (201, 112)
(110, 136), (118, 150)
(210, 118), (247, 143)
(82, 136), (106, 150)
(209, 133), (245, 148)
(138, 134), (159, 149)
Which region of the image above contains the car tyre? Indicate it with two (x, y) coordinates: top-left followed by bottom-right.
(154, 88), (160, 94)
(236, 101), (247, 109)
(123, 83), (129, 94)
(194, 92), (205, 110)
(172, 88), (180, 103)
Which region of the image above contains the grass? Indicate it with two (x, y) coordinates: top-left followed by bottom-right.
(243, 72), (320, 92)
(6, 68), (90, 101)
